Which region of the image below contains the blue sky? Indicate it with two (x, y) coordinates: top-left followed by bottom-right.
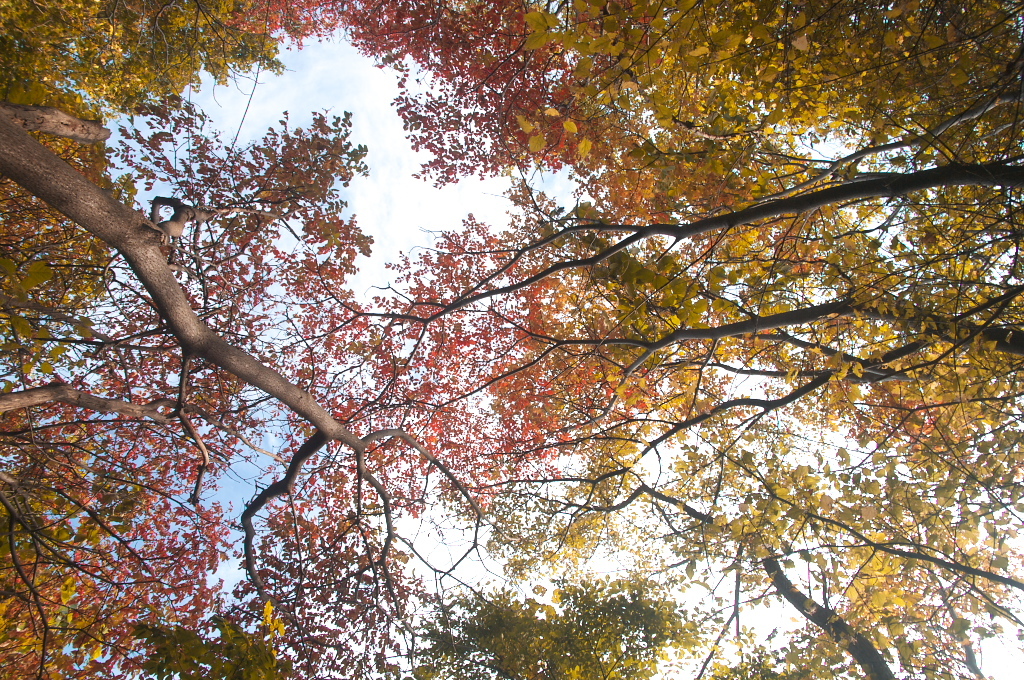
(191, 38), (519, 301)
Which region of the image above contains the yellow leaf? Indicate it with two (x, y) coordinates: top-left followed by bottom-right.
(573, 57), (594, 78)
(563, 120), (578, 133)
(577, 138), (593, 158)
(524, 11), (547, 32)
(22, 261), (53, 290)
(529, 134), (546, 152)
(687, 45), (710, 57)
(61, 576), (76, 605)
(524, 31), (550, 50)
(544, 107), (560, 117)
(516, 115), (535, 133)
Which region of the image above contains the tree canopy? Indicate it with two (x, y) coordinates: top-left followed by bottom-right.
(414, 578), (685, 680)
(1, 1), (1024, 679)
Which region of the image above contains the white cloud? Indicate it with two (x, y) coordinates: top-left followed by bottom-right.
(192, 38), (516, 299)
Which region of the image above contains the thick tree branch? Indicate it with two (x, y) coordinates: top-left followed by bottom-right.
(0, 104), (385, 608)
(852, 286), (1024, 356)
(756, 331), (919, 382)
(755, 90), (1024, 203)
(402, 163), (1024, 327)
(630, 281), (1024, 376)
(763, 558), (896, 680)
(0, 113), (364, 450)
(0, 383), (175, 423)
(240, 430), (330, 607)
(659, 162), (1024, 242)
(627, 299), (852, 373)
(0, 102), (111, 144)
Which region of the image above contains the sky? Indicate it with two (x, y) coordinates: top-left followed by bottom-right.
(184, 36), (1024, 680)
(192, 38), (523, 300)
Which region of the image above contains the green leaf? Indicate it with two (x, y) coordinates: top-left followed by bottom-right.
(524, 11), (548, 32)
(21, 261), (53, 290)
(525, 31), (550, 50)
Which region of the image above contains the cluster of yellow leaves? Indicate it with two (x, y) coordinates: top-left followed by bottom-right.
(0, 0), (281, 113)
(468, 4), (1024, 675)
(517, 0), (1018, 218)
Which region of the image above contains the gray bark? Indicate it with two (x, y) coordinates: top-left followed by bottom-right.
(0, 383), (175, 423)
(764, 557), (896, 680)
(0, 102), (111, 144)
(0, 110), (362, 451)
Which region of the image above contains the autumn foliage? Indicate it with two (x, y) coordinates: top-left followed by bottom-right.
(3, 1), (1024, 679)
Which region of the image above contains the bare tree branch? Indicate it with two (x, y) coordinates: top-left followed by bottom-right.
(0, 102), (111, 144)
(0, 383), (175, 423)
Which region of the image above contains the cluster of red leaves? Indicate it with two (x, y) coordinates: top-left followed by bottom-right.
(337, 0), (581, 182)
(0, 403), (230, 676)
(0, 95), (388, 675)
(229, 0), (347, 43)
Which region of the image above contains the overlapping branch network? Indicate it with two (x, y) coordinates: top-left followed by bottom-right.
(352, 86), (1024, 677)
(0, 105), (485, 675)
